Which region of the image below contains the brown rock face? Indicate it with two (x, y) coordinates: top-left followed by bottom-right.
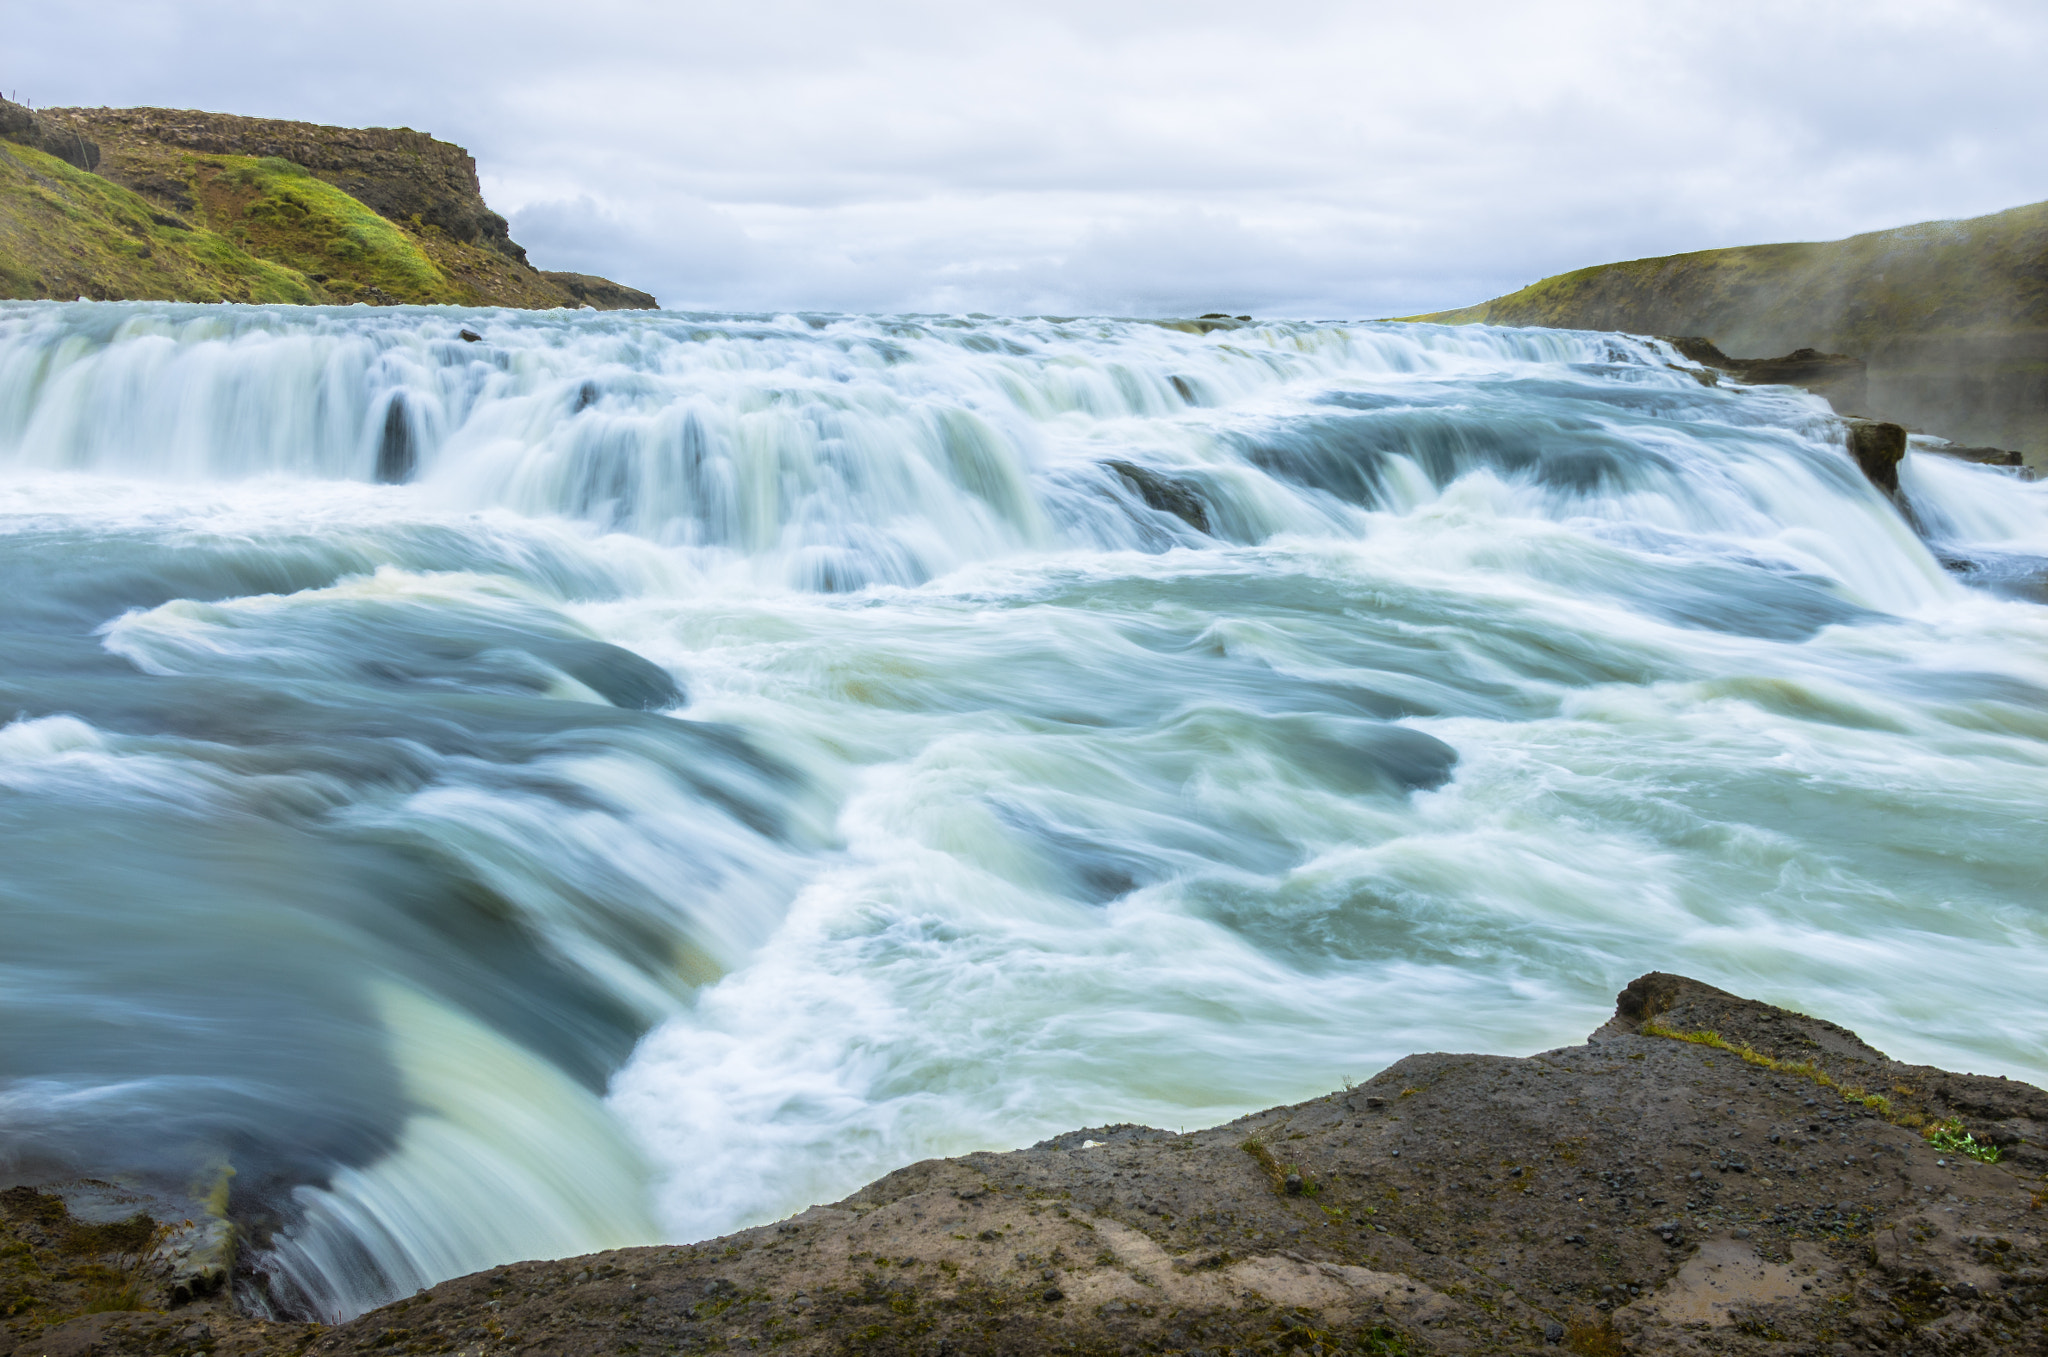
(541, 270), (660, 311)
(0, 96), (100, 171)
(2, 104), (658, 309)
(9, 974), (2045, 1356)
(39, 106), (522, 262)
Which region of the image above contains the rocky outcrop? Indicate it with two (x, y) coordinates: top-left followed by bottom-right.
(541, 270), (659, 311)
(0, 98), (99, 171)
(0, 102), (657, 310)
(1665, 337), (1870, 414)
(1846, 419), (1910, 497)
(1923, 442), (2028, 469)
(38, 106), (521, 261)
(1410, 200), (2048, 467)
(8, 974), (2045, 1356)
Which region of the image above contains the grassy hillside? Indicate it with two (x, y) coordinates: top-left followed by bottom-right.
(1409, 201), (2048, 460)
(1, 99), (655, 309)
(0, 141), (322, 303)
(0, 142), (607, 307)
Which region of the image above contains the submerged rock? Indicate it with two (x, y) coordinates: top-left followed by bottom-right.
(1103, 458), (1210, 533)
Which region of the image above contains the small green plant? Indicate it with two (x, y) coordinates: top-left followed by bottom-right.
(1358, 1326), (1409, 1355)
(1241, 1138), (1286, 1190)
(1924, 1118), (2000, 1164)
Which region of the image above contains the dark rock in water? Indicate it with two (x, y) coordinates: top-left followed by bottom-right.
(1104, 459), (1210, 533)
(1665, 337), (1869, 412)
(1933, 549), (2048, 603)
(1234, 315), (1251, 322)
(1199, 313), (1232, 320)
(538, 639), (685, 711)
(375, 397), (416, 484)
(1845, 418), (1908, 496)
(1926, 442), (2027, 469)
(458, 327), (482, 343)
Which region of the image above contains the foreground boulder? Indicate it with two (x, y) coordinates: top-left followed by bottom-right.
(7, 974), (2045, 1355)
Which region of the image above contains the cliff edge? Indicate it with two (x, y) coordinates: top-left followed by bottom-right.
(0, 100), (655, 309)
(6, 974), (2044, 1355)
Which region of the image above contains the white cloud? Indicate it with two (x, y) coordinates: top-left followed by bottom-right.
(13, 0), (2048, 314)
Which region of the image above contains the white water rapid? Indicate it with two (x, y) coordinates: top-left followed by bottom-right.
(1, 302), (2043, 1320)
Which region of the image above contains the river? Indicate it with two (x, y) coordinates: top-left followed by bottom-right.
(1, 303), (2043, 1319)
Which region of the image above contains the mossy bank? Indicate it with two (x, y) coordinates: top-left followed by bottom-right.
(0, 100), (654, 309)
(6, 974), (2045, 1356)
(1409, 201), (2048, 465)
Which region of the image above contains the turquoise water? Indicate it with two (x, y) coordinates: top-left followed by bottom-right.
(1, 303), (2043, 1318)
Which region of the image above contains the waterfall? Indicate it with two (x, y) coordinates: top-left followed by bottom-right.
(3, 301), (2043, 1319)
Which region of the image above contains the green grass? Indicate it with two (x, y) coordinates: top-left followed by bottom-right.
(215, 155), (452, 301)
(1638, 1020), (2009, 1161)
(1639, 1019), (1908, 1120)
(0, 141), (320, 302)
(1924, 1117), (2002, 1164)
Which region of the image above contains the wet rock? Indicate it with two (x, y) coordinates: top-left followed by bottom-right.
(1924, 441), (2028, 469)
(375, 396), (416, 484)
(158, 1215), (235, 1304)
(458, 327), (482, 343)
(1847, 419), (1909, 496)
(1103, 459), (1210, 533)
(1665, 337), (1868, 412)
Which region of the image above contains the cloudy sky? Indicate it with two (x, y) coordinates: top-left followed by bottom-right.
(13, 0), (2048, 315)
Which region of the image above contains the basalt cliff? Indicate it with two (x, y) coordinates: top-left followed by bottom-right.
(1410, 201), (2048, 468)
(6, 974), (2045, 1356)
(0, 100), (654, 309)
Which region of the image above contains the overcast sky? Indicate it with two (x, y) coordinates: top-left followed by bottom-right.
(12, 0), (2048, 315)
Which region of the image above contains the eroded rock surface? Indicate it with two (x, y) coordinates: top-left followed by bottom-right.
(7, 974), (2045, 1355)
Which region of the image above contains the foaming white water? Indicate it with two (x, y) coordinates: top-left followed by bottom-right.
(2, 302), (2043, 1317)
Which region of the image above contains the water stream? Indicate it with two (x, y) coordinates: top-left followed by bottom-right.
(1, 303), (2043, 1319)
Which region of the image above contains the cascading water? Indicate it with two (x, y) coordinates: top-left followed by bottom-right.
(1, 302), (2043, 1320)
